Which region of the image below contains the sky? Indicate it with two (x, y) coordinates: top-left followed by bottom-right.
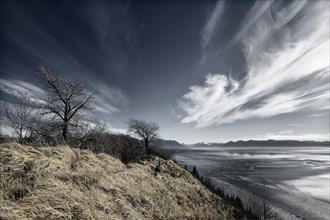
(0, 0), (329, 144)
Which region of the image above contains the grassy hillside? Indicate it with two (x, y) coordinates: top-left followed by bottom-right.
(0, 143), (240, 220)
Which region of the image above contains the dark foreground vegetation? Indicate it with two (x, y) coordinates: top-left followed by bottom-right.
(0, 132), (145, 164)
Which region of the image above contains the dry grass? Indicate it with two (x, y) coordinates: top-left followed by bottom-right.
(0, 143), (239, 220)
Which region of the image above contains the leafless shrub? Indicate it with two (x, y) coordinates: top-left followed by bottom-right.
(2, 95), (37, 144)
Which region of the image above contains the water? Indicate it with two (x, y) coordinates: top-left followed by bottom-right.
(163, 145), (330, 220)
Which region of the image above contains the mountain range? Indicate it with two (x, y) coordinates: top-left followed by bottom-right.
(158, 139), (329, 147)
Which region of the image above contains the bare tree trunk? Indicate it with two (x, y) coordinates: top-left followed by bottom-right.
(145, 138), (150, 157)
(19, 127), (23, 144)
(62, 123), (68, 143)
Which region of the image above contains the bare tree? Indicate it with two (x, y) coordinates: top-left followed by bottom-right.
(34, 65), (95, 143)
(127, 118), (159, 157)
(3, 95), (36, 144)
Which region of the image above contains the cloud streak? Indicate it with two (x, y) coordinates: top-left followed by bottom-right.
(227, 0), (275, 50)
(201, 0), (225, 50)
(180, 1), (329, 127)
(91, 82), (129, 115)
(0, 79), (46, 101)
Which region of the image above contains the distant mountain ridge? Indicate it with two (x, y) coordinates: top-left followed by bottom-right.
(223, 140), (330, 147)
(154, 139), (186, 147)
(189, 140), (329, 147)
(157, 139), (329, 148)
(190, 142), (223, 147)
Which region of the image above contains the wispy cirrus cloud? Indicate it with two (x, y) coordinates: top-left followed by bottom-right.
(81, 0), (142, 72)
(200, 0), (226, 64)
(180, 0), (329, 127)
(0, 78), (46, 101)
(201, 0), (225, 50)
(91, 82), (129, 114)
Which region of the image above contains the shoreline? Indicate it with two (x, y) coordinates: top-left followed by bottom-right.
(210, 177), (301, 220)
(169, 151), (330, 220)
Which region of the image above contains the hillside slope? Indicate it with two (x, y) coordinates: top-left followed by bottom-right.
(0, 143), (239, 220)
